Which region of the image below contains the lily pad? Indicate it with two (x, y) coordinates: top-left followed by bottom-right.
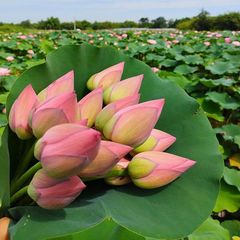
(223, 167), (240, 191)
(215, 124), (240, 148)
(206, 92), (240, 110)
(206, 61), (238, 75)
(188, 218), (230, 240)
(214, 180), (240, 213)
(1, 44), (222, 239)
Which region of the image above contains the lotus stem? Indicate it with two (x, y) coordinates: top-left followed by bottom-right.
(13, 143), (36, 179)
(10, 162), (41, 196)
(10, 186), (28, 205)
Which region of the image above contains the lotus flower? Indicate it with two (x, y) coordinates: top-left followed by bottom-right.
(31, 92), (78, 138)
(87, 62), (124, 90)
(103, 74), (143, 104)
(78, 88), (103, 127)
(147, 39), (157, 45)
(128, 151), (195, 189)
(105, 158), (131, 186)
(27, 169), (86, 209)
(38, 70), (74, 102)
(95, 94), (140, 131)
(0, 67), (10, 76)
(78, 141), (132, 177)
(131, 129), (176, 155)
(224, 37), (231, 43)
(232, 41), (240, 47)
(151, 67), (160, 73)
(9, 85), (38, 139)
(34, 123), (101, 178)
(6, 56), (14, 62)
(103, 99), (165, 147)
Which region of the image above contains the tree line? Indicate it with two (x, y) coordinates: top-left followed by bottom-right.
(1, 10), (240, 30)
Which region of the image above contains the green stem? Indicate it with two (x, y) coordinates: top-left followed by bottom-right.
(14, 143), (36, 179)
(10, 162), (42, 195)
(10, 186), (28, 205)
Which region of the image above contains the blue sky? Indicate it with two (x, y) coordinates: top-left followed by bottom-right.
(1, 0), (240, 23)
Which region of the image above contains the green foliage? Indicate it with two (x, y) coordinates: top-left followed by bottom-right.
(0, 28), (239, 238)
(37, 17), (61, 30)
(151, 17), (167, 28)
(176, 19), (195, 30)
(139, 17), (150, 28)
(188, 218), (230, 240)
(213, 12), (240, 30)
(192, 9), (211, 31)
(1, 44), (222, 239)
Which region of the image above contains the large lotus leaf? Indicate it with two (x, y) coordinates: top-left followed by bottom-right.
(188, 218), (230, 240)
(221, 220), (240, 238)
(206, 92), (240, 110)
(223, 167), (240, 191)
(205, 61), (238, 75)
(214, 181), (240, 213)
(2, 44), (222, 239)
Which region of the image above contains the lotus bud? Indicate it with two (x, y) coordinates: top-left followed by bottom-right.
(103, 99), (165, 147)
(128, 151), (196, 189)
(87, 62), (124, 90)
(78, 141), (132, 177)
(38, 70), (74, 102)
(0, 217), (10, 240)
(131, 129), (176, 155)
(104, 158), (131, 186)
(103, 74), (143, 104)
(34, 123), (101, 178)
(77, 119), (88, 126)
(78, 88), (103, 127)
(95, 94), (140, 131)
(9, 85), (38, 139)
(105, 176), (131, 186)
(27, 169), (86, 209)
(106, 158), (130, 176)
(31, 92), (78, 138)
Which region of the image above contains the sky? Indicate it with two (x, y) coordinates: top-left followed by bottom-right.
(1, 0), (240, 23)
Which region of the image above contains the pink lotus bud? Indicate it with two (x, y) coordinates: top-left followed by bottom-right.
(131, 129), (176, 155)
(78, 88), (103, 127)
(204, 41), (211, 46)
(28, 169), (86, 209)
(6, 56), (14, 62)
(9, 85), (38, 139)
(0, 67), (10, 76)
(31, 92), (78, 138)
(103, 99), (165, 147)
(147, 39), (157, 45)
(103, 74), (143, 104)
(151, 67), (159, 73)
(78, 141), (132, 177)
(225, 37), (231, 43)
(34, 123), (101, 178)
(95, 94), (140, 131)
(232, 41), (240, 47)
(77, 119), (88, 126)
(128, 151), (196, 189)
(87, 62), (124, 90)
(38, 71), (74, 102)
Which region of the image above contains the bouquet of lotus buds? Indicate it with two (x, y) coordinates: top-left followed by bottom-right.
(8, 62), (195, 210)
